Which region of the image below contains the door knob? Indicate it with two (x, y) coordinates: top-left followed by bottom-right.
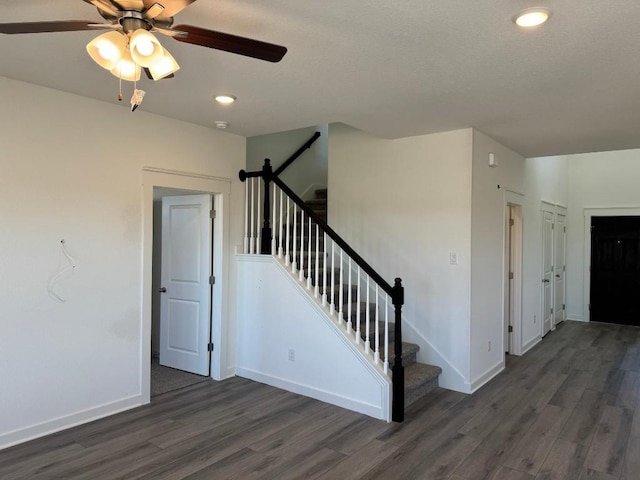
(542, 279), (550, 283)
(556, 274), (560, 278)
(159, 287), (167, 293)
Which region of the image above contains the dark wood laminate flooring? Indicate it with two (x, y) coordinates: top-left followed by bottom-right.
(2, 321), (639, 479)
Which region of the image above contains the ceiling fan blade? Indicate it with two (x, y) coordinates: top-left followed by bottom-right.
(83, 0), (121, 17)
(172, 24), (287, 63)
(144, 0), (197, 18)
(0, 21), (104, 34)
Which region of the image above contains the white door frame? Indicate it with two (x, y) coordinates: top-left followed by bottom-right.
(582, 206), (640, 322)
(142, 167), (231, 403)
(503, 190), (524, 356)
(541, 201), (555, 337)
(553, 206), (567, 327)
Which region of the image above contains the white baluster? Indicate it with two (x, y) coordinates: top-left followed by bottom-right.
(347, 258), (352, 334)
(320, 230), (326, 303)
(278, 188), (284, 258)
(338, 248), (344, 324)
(244, 178), (249, 253)
(249, 178), (255, 254)
(271, 183), (277, 255)
(365, 275), (370, 354)
(384, 294), (389, 374)
(256, 178), (261, 254)
(374, 284), (380, 364)
(306, 217), (312, 289)
(355, 266), (361, 343)
(292, 203), (297, 273)
(285, 196), (291, 266)
(299, 210), (305, 281)
(330, 240), (335, 315)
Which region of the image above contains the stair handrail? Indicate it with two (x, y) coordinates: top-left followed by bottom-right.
(239, 156), (406, 422)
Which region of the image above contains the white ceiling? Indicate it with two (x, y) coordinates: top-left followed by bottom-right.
(1, 0), (639, 157)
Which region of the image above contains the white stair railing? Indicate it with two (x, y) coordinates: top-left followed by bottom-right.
(239, 161), (405, 422)
(241, 179), (395, 376)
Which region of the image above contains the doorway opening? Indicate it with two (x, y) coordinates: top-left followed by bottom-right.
(590, 216), (640, 325)
(141, 168), (231, 404)
(503, 195), (523, 356)
(151, 189), (213, 397)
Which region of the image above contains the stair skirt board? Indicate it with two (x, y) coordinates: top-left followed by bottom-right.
(236, 255), (392, 421)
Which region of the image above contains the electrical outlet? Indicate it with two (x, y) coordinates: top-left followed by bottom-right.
(488, 341), (492, 352)
(449, 252), (458, 265)
(288, 348), (295, 362)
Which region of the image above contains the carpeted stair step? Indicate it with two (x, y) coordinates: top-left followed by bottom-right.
(387, 341), (419, 367)
(402, 363), (442, 408)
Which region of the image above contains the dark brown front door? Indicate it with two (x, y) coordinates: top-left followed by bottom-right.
(590, 216), (640, 325)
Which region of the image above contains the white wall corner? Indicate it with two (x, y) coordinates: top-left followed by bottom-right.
(469, 359), (504, 393)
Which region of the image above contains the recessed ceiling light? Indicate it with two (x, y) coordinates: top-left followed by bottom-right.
(215, 95), (237, 105)
(513, 7), (551, 28)
(215, 121), (229, 129)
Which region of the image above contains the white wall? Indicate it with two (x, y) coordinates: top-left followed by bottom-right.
(327, 123), (473, 391)
(566, 149), (640, 320)
(470, 131), (525, 387)
(0, 77), (245, 448)
(247, 125), (328, 200)
(235, 255), (391, 420)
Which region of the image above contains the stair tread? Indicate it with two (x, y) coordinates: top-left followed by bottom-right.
(403, 363), (442, 389)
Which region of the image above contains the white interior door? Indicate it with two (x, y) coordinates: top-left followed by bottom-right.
(160, 194), (212, 376)
(554, 212), (567, 326)
(542, 210), (554, 336)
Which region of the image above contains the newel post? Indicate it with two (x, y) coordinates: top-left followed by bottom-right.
(260, 159), (273, 254)
(391, 277), (405, 422)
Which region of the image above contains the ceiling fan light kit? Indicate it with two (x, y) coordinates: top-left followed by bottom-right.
(0, 0), (287, 110)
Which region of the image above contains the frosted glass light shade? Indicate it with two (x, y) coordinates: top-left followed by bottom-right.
(86, 31), (127, 70)
(148, 49), (180, 80)
(110, 50), (142, 81)
(130, 29), (164, 68)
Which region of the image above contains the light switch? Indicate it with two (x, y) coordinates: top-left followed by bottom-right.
(449, 252), (458, 265)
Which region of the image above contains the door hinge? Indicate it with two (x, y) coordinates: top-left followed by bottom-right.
(509, 272), (514, 280)
(551, 265), (554, 272)
(210, 209), (216, 219)
(563, 303), (565, 310)
(552, 223), (555, 230)
(509, 219), (514, 226)
(209, 275), (215, 285)
(564, 226), (566, 233)
(508, 325), (513, 333)
(563, 265), (566, 271)
(208, 343), (214, 352)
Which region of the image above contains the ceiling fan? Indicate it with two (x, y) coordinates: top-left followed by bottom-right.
(0, 0), (287, 83)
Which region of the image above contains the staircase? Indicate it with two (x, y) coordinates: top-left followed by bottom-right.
(304, 188), (442, 408)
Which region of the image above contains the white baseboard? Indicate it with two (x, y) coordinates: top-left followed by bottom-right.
(522, 336), (542, 354)
(566, 315), (586, 322)
(0, 394), (144, 450)
(469, 360), (504, 393)
(236, 367), (387, 421)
